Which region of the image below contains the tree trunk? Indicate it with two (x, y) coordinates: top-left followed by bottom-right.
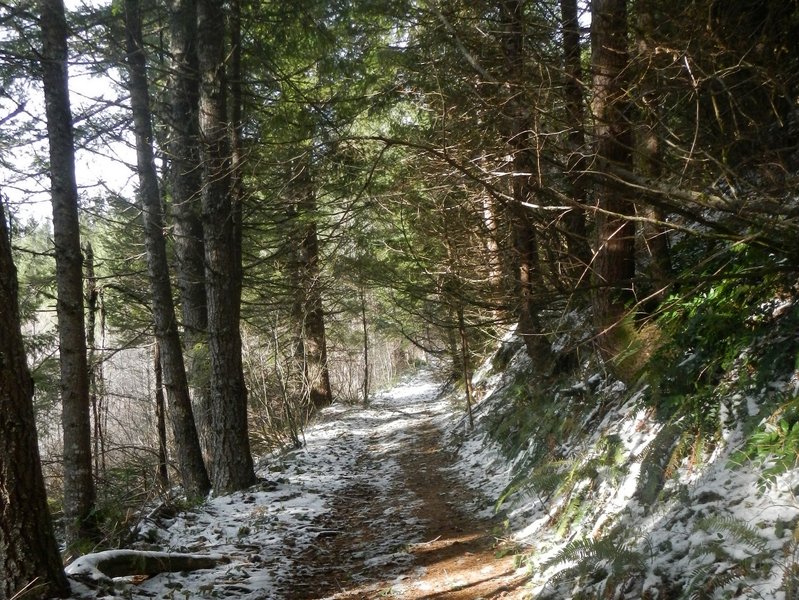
(500, 0), (551, 368)
(479, 191), (503, 291)
(84, 241), (104, 482)
(39, 0), (96, 545)
(124, 0), (210, 498)
(197, 0), (256, 493)
(287, 161), (333, 411)
(153, 343), (170, 490)
(167, 0), (212, 460)
(560, 0), (592, 279)
(457, 306), (474, 430)
(636, 0), (671, 303)
(591, 0), (636, 358)
(0, 207), (71, 600)
(229, 0), (244, 222)
(360, 286), (369, 405)
(511, 208), (550, 366)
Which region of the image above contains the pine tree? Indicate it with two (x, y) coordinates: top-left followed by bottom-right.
(39, 0), (96, 545)
(124, 0), (210, 498)
(0, 206), (70, 600)
(590, 0), (636, 359)
(196, 0), (255, 493)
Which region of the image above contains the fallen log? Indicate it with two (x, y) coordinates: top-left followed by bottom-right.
(66, 549), (229, 583)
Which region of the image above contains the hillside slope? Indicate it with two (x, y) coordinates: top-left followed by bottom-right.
(447, 295), (799, 599)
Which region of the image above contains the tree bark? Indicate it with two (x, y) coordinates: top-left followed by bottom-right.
(0, 207), (71, 600)
(167, 0), (212, 460)
(511, 207), (550, 365)
(479, 191), (503, 291)
(286, 158), (333, 412)
(500, 0), (551, 368)
(560, 0), (592, 279)
(197, 0), (255, 493)
(124, 0), (210, 498)
(153, 342), (170, 490)
(360, 286), (369, 405)
(591, 0), (636, 358)
(636, 0), (671, 303)
(457, 306), (474, 430)
(84, 241), (104, 482)
(39, 0), (96, 545)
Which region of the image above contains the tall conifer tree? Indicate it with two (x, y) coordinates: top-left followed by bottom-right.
(0, 207), (70, 600)
(39, 0), (96, 544)
(196, 0), (255, 492)
(124, 0), (210, 498)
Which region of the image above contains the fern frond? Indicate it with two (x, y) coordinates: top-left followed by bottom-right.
(684, 561), (714, 600)
(542, 535), (645, 575)
(498, 458), (577, 508)
(781, 562), (799, 597)
(696, 515), (768, 553)
(547, 563), (583, 586)
(635, 423), (681, 504)
(664, 430), (694, 479)
(682, 517), (770, 599)
(542, 537), (598, 571)
(686, 563), (747, 600)
(689, 432), (707, 469)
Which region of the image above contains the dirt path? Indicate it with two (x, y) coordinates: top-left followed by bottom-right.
(283, 396), (529, 600)
(68, 375), (530, 600)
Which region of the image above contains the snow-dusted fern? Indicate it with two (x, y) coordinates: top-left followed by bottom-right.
(539, 527), (649, 597)
(682, 516), (771, 599)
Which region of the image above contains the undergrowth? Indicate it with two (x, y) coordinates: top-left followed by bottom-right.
(681, 516), (772, 599)
(731, 393), (799, 490)
(639, 246), (799, 499)
(477, 242), (799, 598)
(538, 524), (650, 599)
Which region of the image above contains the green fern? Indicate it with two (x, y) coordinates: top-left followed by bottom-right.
(553, 489), (591, 537)
(543, 536), (646, 575)
(681, 516), (771, 599)
(501, 434), (630, 535)
(540, 530), (648, 597)
(696, 515), (769, 554)
(635, 423), (681, 505)
(497, 458), (577, 509)
(732, 396), (799, 489)
(782, 562), (799, 598)
(685, 563), (749, 600)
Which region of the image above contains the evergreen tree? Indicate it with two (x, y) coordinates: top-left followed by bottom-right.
(0, 205), (70, 600)
(196, 0), (255, 493)
(123, 0), (210, 498)
(590, 0), (636, 359)
(166, 0), (212, 457)
(39, 0), (96, 545)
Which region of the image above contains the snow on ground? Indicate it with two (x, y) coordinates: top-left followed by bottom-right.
(447, 339), (799, 599)
(62, 343), (799, 599)
(66, 371), (458, 600)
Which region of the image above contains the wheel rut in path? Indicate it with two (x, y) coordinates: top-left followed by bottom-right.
(284, 402), (528, 599)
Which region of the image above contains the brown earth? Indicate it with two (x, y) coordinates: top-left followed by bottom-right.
(285, 416), (531, 600)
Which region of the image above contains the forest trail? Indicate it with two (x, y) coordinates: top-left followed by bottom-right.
(81, 372), (528, 600)
(283, 377), (526, 599)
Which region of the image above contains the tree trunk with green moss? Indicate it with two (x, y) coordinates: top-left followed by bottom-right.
(590, 0), (636, 359)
